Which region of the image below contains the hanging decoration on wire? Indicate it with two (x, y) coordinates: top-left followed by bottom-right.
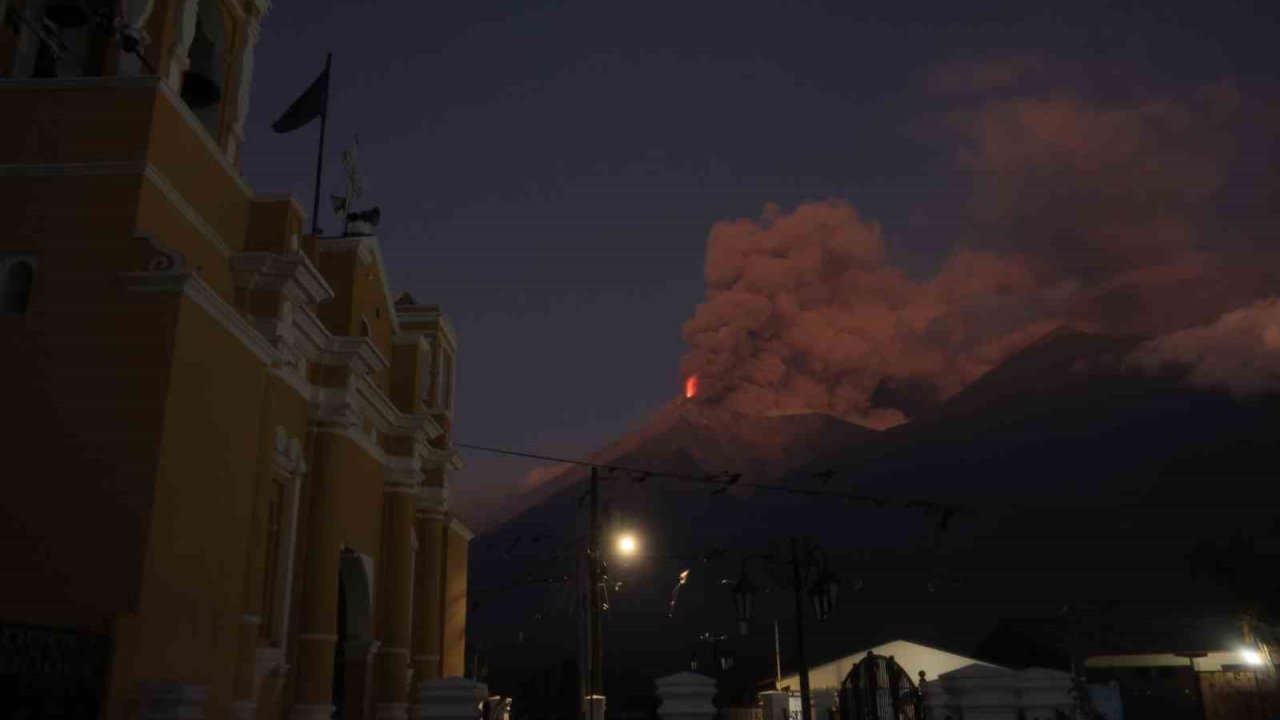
(668, 569), (691, 617)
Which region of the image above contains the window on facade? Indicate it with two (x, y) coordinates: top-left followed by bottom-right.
(259, 478), (285, 642)
(1, 257), (36, 315)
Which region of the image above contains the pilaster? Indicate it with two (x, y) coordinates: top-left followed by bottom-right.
(374, 478), (420, 715)
(410, 489), (448, 696)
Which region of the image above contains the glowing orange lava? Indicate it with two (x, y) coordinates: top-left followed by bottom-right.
(684, 375), (698, 399)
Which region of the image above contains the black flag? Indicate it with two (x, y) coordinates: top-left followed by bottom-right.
(272, 55), (330, 133)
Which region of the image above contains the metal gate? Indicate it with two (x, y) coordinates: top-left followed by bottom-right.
(838, 652), (923, 720)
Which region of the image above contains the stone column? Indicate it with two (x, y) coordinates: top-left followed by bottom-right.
(656, 672), (716, 720)
(373, 480), (419, 719)
(128, 683), (208, 719)
(410, 487), (448, 698)
(412, 678), (488, 720)
(289, 433), (343, 720)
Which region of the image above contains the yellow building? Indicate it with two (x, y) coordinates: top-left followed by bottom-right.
(0, 1), (472, 718)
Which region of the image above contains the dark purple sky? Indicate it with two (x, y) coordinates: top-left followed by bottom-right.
(239, 0), (1279, 529)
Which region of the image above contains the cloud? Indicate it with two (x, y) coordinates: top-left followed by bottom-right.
(1129, 299), (1280, 396)
(681, 66), (1280, 425)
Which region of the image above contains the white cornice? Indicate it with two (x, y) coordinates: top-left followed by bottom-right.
(447, 516), (474, 542)
(396, 305), (457, 350)
(270, 364), (311, 401)
(392, 332), (429, 351)
(350, 372), (403, 434)
(384, 454), (421, 489)
(308, 424), (442, 489)
(415, 485), (447, 515)
(231, 251), (335, 305)
(120, 270), (278, 365)
(292, 306), (331, 360)
(323, 336), (390, 377)
(142, 165), (233, 257)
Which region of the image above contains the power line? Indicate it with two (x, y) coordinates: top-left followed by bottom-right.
(454, 441), (962, 514)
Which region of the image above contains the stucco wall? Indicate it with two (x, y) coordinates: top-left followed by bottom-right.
(129, 292), (271, 710)
(0, 172), (175, 632)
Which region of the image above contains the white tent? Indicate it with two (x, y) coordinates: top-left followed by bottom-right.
(776, 639), (995, 693)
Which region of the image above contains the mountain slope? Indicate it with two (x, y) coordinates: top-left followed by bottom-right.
(469, 328), (1280, 712)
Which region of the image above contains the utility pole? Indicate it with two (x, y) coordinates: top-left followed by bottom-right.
(790, 536), (813, 720)
(584, 467), (603, 719)
(774, 620), (783, 686)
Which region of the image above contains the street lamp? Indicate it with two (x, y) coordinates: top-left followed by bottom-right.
(615, 533), (638, 557)
(729, 537), (837, 720)
(1242, 648), (1265, 666)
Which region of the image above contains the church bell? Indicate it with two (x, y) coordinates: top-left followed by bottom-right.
(180, 70), (222, 109)
(43, 0), (89, 28)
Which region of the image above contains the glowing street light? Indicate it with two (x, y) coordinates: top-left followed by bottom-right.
(616, 532), (639, 557)
(1242, 648), (1265, 666)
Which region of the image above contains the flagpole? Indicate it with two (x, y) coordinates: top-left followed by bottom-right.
(311, 52), (332, 236)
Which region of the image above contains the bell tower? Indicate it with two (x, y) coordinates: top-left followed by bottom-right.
(1, 0), (266, 165)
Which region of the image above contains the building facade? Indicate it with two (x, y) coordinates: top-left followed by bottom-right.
(0, 1), (472, 718)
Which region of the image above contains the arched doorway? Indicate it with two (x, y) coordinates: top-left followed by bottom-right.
(333, 549), (375, 719)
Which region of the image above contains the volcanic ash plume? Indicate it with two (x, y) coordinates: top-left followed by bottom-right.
(679, 201), (1068, 429)
(680, 77), (1280, 425)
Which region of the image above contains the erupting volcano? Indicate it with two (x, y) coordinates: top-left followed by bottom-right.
(683, 374), (698, 399)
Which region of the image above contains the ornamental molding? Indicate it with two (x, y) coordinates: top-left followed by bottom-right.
(447, 516), (475, 542)
(321, 336), (390, 377)
(141, 164), (233, 258)
(119, 268), (278, 365)
(392, 332), (429, 347)
(396, 305), (458, 351)
(384, 454), (421, 489)
(415, 485), (447, 515)
(272, 426), (307, 476)
(307, 386), (363, 431)
(231, 252), (335, 306)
